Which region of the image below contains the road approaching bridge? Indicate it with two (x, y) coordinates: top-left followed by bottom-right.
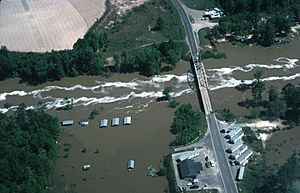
(170, 0), (239, 192)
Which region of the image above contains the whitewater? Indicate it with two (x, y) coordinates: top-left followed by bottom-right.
(0, 57), (298, 113)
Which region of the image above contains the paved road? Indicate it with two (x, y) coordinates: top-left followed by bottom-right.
(171, 0), (239, 193)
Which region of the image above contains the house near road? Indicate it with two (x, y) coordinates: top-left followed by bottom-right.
(111, 117), (120, 126)
(177, 152), (200, 162)
(203, 7), (224, 19)
(123, 116), (132, 125)
(178, 159), (203, 179)
(99, 119), (108, 127)
(62, 120), (74, 126)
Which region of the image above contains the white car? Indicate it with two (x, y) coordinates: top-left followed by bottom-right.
(210, 160), (215, 167)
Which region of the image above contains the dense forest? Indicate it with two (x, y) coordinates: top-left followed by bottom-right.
(0, 0), (186, 85)
(0, 104), (60, 193)
(213, 0), (300, 46)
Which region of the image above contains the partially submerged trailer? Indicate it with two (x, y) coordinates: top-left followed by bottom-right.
(127, 160), (135, 171)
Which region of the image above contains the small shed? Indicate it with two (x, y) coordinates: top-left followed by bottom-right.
(111, 118), (120, 126)
(100, 119), (108, 127)
(127, 160), (135, 171)
(80, 120), (89, 126)
(62, 120), (74, 126)
(123, 116), (132, 125)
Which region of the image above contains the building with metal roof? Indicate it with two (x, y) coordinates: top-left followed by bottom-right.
(230, 145), (248, 160)
(62, 120), (74, 126)
(127, 160), (135, 172)
(226, 141), (243, 153)
(225, 126), (243, 139)
(237, 166), (245, 181)
(178, 159), (203, 179)
(111, 118), (120, 126)
(234, 149), (253, 165)
(229, 131), (244, 144)
(123, 116), (132, 125)
(99, 119), (108, 127)
(177, 151), (200, 162)
(80, 120), (89, 126)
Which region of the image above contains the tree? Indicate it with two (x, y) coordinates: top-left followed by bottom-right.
(163, 87), (172, 101)
(262, 20), (276, 46)
(268, 99), (287, 119)
(268, 85), (279, 102)
(251, 70), (265, 102)
(154, 17), (165, 31)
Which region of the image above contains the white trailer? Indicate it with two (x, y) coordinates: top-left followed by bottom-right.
(237, 166), (245, 181)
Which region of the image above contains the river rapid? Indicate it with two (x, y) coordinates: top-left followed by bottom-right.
(0, 37), (299, 193)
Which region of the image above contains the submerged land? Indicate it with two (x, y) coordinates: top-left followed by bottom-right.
(0, 0), (299, 193)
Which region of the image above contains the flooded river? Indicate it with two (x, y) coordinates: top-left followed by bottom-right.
(0, 37), (299, 192)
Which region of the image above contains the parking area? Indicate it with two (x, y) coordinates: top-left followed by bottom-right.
(172, 147), (223, 192)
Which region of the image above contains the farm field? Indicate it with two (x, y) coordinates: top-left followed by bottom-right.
(0, 0), (105, 52)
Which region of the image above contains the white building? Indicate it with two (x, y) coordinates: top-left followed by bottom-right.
(229, 132), (244, 144)
(234, 149), (253, 165)
(80, 120), (89, 126)
(127, 160), (135, 171)
(237, 166), (245, 181)
(100, 119), (108, 127)
(230, 145), (248, 160)
(123, 116), (132, 125)
(111, 117), (120, 126)
(225, 126), (243, 139)
(226, 141), (243, 153)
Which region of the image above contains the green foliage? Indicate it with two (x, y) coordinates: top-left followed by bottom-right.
(235, 80), (251, 92)
(161, 154), (180, 193)
(251, 70), (265, 102)
(214, 0), (300, 46)
(3, 102), (12, 109)
(89, 109), (100, 120)
(198, 28), (211, 46)
(163, 87), (173, 101)
(268, 99), (287, 119)
(0, 105), (60, 193)
(201, 49), (227, 60)
(181, 0), (216, 10)
(215, 108), (235, 122)
(169, 99), (180, 108)
(242, 127), (263, 153)
(268, 86), (279, 102)
(0, 0), (187, 85)
(170, 104), (207, 146)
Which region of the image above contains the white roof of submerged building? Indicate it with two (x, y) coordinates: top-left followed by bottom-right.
(80, 120), (89, 126)
(62, 120), (74, 126)
(123, 117), (132, 125)
(100, 119), (108, 127)
(111, 118), (120, 126)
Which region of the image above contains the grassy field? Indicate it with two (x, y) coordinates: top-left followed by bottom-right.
(91, 0), (186, 56)
(181, 0), (216, 10)
(198, 27), (211, 46)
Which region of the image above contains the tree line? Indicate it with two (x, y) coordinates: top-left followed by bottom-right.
(236, 70), (300, 125)
(0, 35), (185, 85)
(0, 104), (60, 193)
(212, 0), (300, 46)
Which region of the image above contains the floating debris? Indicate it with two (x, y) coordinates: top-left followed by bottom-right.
(147, 166), (158, 178)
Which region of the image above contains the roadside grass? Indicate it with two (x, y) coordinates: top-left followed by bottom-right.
(180, 0), (216, 10)
(91, 0), (186, 56)
(198, 28), (211, 46)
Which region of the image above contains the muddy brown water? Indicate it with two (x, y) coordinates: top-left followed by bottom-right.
(0, 37), (299, 192)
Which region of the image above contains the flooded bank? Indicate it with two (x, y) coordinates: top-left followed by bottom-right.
(0, 36), (299, 192)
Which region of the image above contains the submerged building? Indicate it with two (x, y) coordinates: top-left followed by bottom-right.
(234, 149), (253, 165)
(226, 141), (243, 153)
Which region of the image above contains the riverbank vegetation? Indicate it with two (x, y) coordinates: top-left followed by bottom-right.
(170, 104), (207, 146)
(0, 104), (60, 193)
(0, 0), (188, 85)
(235, 71), (300, 126)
